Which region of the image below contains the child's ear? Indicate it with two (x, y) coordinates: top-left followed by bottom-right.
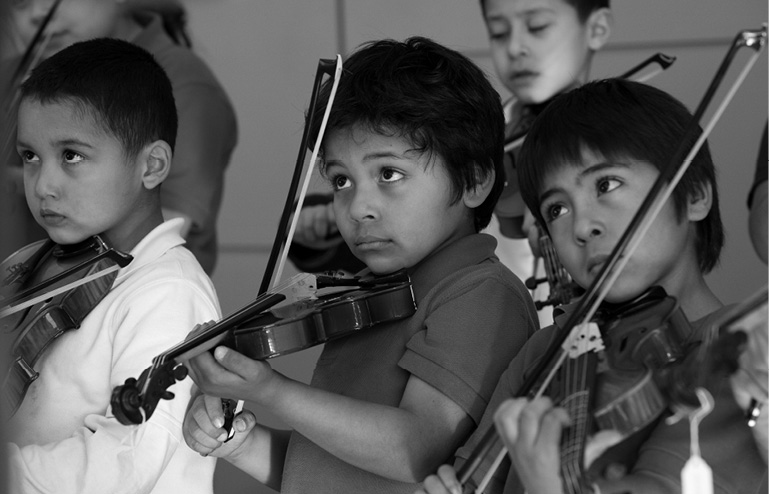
(463, 165), (495, 208)
(687, 181), (713, 221)
(586, 7), (612, 51)
(140, 140), (172, 190)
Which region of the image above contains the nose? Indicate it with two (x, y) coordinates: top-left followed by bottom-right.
(347, 185), (378, 223)
(507, 28), (528, 58)
(28, 160), (59, 200)
(573, 209), (604, 245)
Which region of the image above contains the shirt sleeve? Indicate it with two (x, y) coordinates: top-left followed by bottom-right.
(400, 269), (536, 424)
(452, 327), (556, 494)
(7, 277), (220, 494)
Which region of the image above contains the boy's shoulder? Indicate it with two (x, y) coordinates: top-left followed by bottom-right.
(413, 233), (535, 308)
(113, 219), (217, 300)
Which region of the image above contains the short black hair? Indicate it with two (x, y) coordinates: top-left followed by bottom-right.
(20, 38), (177, 159)
(480, 0), (609, 22)
(311, 36), (505, 231)
(517, 78), (724, 273)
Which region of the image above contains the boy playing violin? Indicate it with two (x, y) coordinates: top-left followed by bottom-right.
(182, 37), (539, 493)
(6, 38), (221, 493)
(419, 79), (768, 493)
(288, 0), (612, 325)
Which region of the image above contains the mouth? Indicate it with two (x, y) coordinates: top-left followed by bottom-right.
(509, 70), (538, 84)
(587, 254), (610, 277)
(353, 235), (391, 252)
(39, 208), (66, 226)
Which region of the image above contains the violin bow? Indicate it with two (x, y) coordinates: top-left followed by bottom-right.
(503, 52), (676, 155)
(259, 56), (344, 296)
(460, 25), (767, 493)
(218, 55), (343, 433)
(0, 238), (133, 318)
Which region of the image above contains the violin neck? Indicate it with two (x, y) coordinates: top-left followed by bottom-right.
(553, 352), (599, 494)
(157, 291), (286, 364)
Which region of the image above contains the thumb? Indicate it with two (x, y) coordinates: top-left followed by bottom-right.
(233, 409), (257, 434)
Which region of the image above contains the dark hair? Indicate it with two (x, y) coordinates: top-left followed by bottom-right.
(311, 36), (505, 231)
(517, 78), (723, 273)
(480, 0), (609, 21)
(20, 38), (177, 159)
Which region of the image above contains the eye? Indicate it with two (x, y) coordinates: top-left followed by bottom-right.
(528, 22), (550, 34)
(329, 174), (351, 191)
(542, 202), (568, 222)
(19, 150), (39, 164)
(486, 21), (510, 41)
(63, 150), (85, 165)
(380, 168), (404, 183)
(596, 177), (621, 195)
(488, 29), (509, 41)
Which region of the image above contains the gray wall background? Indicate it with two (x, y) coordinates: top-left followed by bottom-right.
(177, 1), (767, 492)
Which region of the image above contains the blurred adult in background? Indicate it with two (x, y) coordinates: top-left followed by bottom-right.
(3, 0), (237, 274)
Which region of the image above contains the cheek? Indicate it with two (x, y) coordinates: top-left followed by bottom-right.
(490, 47), (509, 74)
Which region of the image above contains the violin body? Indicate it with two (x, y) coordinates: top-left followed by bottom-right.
(232, 280), (417, 360)
(532, 287), (694, 492)
(1, 236), (132, 417)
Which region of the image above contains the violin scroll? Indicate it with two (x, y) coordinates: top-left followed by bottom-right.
(111, 361), (189, 425)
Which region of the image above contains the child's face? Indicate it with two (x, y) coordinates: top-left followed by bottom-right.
(17, 99), (149, 251)
(11, 0), (122, 60)
(324, 125), (476, 275)
(483, 0), (596, 104)
(538, 148), (699, 304)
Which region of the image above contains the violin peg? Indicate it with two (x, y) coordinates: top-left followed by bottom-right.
(173, 364), (188, 381)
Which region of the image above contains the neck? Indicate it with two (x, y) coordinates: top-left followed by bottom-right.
(675, 277), (723, 322)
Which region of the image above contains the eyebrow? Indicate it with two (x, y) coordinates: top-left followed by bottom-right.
(325, 150), (408, 168)
(538, 161), (631, 204)
(17, 137), (95, 150)
(487, 6), (554, 21)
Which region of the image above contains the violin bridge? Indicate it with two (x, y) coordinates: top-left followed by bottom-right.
(562, 322), (605, 358)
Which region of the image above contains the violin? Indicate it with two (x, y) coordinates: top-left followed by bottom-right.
(457, 26), (767, 494)
(658, 285), (768, 419)
(1, 235), (132, 417)
(110, 270), (417, 425)
(462, 287), (692, 493)
(110, 55), (419, 427)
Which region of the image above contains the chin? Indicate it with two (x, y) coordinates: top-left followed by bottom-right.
(43, 229), (89, 247)
(361, 257), (407, 276)
(602, 285), (651, 306)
